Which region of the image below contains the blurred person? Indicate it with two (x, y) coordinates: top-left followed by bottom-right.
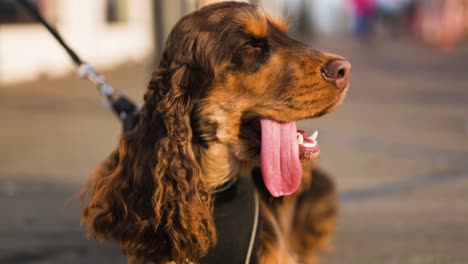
(376, 0), (409, 38)
(295, 0), (316, 38)
(466, 0), (468, 31)
(415, 0), (467, 51)
(407, 0), (437, 40)
(401, 0), (418, 34)
(437, 0), (466, 51)
(349, 0), (378, 41)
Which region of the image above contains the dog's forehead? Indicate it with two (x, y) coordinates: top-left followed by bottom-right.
(245, 17), (288, 38)
(244, 15), (268, 38)
(238, 10), (288, 38)
(200, 4), (287, 37)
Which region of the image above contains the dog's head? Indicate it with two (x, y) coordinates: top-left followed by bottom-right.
(81, 2), (350, 263)
(176, 2), (351, 195)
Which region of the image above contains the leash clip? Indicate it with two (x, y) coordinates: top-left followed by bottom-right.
(77, 63), (140, 131)
(77, 63), (115, 102)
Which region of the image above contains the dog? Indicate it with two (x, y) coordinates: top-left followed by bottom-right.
(81, 2), (351, 263)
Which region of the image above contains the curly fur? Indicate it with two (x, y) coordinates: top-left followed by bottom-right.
(82, 73), (215, 263)
(81, 42), (217, 264)
(81, 2), (349, 263)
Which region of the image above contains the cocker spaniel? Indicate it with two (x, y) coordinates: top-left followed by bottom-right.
(81, 2), (351, 263)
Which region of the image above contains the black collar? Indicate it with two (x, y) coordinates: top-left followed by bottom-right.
(200, 176), (260, 264)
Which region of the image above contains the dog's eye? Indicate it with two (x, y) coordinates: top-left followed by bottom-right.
(234, 39), (269, 69)
(241, 44), (261, 54)
(242, 39), (268, 53)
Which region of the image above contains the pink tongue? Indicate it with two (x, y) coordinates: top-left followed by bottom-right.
(260, 119), (302, 197)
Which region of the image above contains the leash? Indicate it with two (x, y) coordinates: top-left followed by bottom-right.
(16, 0), (139, 132)
(245, 191), (260, 263)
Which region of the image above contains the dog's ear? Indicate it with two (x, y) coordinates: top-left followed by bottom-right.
(81, 58), (216, 263)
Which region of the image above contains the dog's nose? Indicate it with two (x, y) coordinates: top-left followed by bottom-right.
(322, 60), (351, 90)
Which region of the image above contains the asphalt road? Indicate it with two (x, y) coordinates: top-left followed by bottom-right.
(1, 37), (467, 263)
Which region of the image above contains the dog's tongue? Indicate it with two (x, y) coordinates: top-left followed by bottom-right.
(260, 119), (302, 197)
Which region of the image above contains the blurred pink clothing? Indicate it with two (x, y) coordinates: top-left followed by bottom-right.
(352, 0), (377, 17)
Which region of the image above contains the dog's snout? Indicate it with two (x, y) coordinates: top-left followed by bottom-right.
(322, 60), (351, 90)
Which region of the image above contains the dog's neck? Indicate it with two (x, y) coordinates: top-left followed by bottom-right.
(193, 98), (260, 189)
(199, 142), (258, 189)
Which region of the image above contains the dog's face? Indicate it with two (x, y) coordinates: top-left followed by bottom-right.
(170, 2), (351, 196)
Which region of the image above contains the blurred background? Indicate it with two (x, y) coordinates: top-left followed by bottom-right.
(1, 0), (467, 263)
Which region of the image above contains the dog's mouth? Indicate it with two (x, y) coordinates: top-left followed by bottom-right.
(240, 118), (320, 197)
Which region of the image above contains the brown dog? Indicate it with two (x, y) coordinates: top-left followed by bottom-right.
(81, 2), (351, 263)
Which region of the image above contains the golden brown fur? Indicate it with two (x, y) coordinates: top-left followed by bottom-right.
(81, 2), (348, 263)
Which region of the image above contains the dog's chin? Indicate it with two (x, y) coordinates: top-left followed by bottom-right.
(323, 86), (349, 115)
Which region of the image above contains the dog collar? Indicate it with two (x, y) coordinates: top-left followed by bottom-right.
(200, 176), (260, 264)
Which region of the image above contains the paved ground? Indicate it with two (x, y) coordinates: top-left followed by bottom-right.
(1, 36), (467, 263)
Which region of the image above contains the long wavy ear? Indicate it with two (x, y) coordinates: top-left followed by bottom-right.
(81, 61), (216, 263)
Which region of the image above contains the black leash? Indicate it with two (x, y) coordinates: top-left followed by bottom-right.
(17, 0), (82, 65)
(16, 0), (139, 132)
